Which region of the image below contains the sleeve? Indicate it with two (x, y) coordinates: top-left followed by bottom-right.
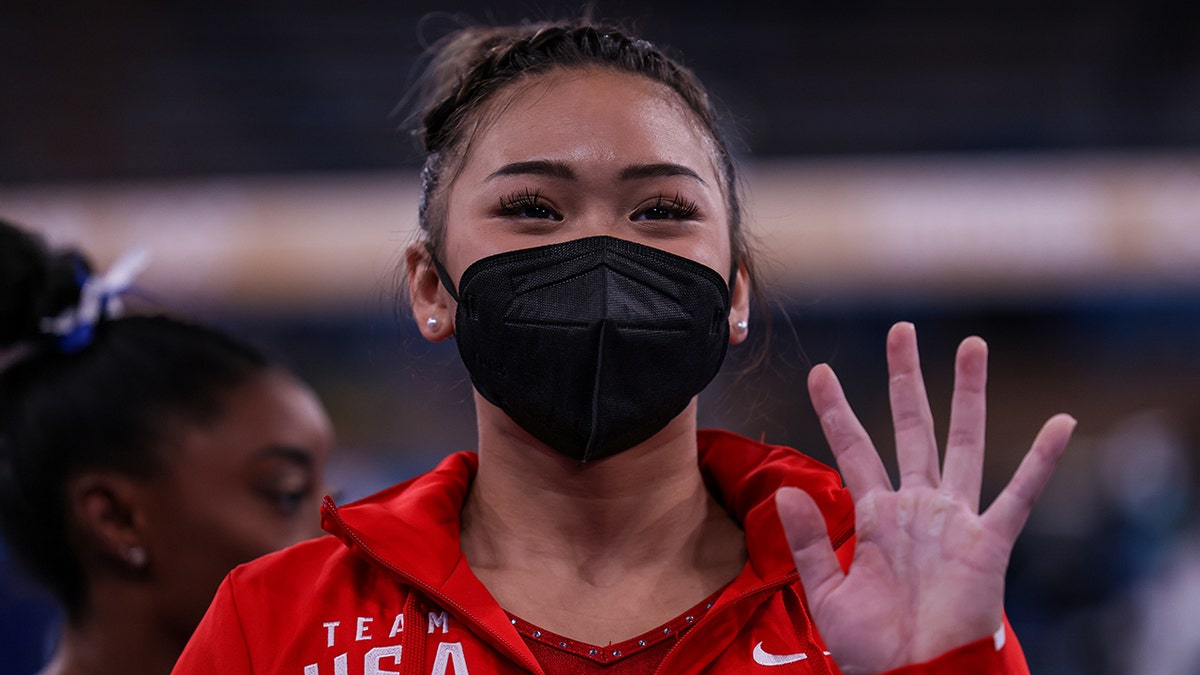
(171, 574), (254, 675)
(879, 614), (1028, 675)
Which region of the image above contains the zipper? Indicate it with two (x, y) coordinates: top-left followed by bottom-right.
(322, 497), (543, 674)
(831, 517), (855, 552)
(654, 570), (799, 674)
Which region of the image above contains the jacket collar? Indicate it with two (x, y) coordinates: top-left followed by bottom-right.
(697, 429), (854, 581)
(320, 430), (853, 666)
(320, 452), (544, 671)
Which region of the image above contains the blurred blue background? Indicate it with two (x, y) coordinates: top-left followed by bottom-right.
(2, 2), (1199, 673)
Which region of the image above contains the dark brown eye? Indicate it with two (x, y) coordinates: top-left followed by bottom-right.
(633, 194), (699, 221)
(253, 466), (313, 516)
(499, 189), (562, 220)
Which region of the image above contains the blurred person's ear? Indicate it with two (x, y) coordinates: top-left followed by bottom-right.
(405, 242), (454, 342)
(69, 473), (151, 574)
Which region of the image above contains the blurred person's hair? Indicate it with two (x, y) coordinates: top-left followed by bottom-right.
(0, 218), (271, 617)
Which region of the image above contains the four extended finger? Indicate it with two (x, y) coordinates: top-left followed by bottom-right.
(981, 413), (1077, 543)
(887, 322), (941, 489)
(941, 336), (988, 512)
(809, 363), (894, 499)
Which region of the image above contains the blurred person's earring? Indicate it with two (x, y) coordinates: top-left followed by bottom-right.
(735, 320), (748, 333)
(426, 317), (440, 332)
(123, 545), (147, 569)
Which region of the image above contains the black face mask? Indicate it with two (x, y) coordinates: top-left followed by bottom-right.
(431, 236), (733, 462)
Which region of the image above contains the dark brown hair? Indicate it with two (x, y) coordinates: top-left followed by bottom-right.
(408, 20), (759, 296)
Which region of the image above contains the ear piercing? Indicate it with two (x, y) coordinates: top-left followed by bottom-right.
(426, 317), (440, 331)
(735, 320), (748, 332)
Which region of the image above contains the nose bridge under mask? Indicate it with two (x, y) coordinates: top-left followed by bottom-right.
(427, 237), (736, 308)
(504, 247), (706, 330)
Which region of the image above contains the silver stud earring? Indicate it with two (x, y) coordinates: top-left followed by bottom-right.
(426, 316), (439, 331)
(735, 320), (748, 332)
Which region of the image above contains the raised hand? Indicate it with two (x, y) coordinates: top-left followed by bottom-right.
(775, 322), (1075, 674)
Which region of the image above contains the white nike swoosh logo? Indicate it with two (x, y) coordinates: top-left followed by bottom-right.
(753, 641), (808, 666)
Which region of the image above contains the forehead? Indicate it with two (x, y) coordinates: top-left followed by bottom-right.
(459, 67), (722, 181)
(167, 370), (331, 471)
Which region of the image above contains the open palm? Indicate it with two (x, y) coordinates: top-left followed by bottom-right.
(775, 322), (1075, 675)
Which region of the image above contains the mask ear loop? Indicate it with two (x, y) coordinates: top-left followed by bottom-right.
(724, 257), (739, 332)
(424, 242), (461, 303)
(728, 257), (738, 295)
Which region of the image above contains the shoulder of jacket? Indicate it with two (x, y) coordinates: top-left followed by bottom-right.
(228, 533), (357, 586)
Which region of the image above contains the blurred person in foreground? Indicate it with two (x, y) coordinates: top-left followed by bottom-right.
(0, 219), (336, 675)
(174, 20), (1075, 675)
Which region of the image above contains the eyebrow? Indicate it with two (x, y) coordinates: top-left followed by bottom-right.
(486, 160), (707, 186)
(252, 445), (314, 467)
(618, 163), (707, 185)
(487, 160), (575, 181)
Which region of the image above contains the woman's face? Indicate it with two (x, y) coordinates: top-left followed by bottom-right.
(417, 67), (750, 453)
(438, 67), (735, 288)
(140, 368), (334, 637)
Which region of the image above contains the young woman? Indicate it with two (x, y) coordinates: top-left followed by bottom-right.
(0, 221), (335, 675)
(173, 21), (1074, 674)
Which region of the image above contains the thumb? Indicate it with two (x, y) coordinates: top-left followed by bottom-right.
(776, 486), (844, 600)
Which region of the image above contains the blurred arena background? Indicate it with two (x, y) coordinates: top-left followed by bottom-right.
(2, 2), (1199, 673)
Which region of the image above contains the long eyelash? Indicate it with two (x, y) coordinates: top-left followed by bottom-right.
(653, 193), (699, 219)
(498, 188), (544, 214)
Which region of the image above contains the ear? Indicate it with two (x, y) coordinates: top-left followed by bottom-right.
(404, 242), (454, 342)
(68, 473), (151, 572)
(729, 261), (751, 345)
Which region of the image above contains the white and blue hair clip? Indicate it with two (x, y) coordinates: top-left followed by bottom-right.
(39, 247), (150, 353)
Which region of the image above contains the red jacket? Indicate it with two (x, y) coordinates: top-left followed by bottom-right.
(173, 430), (1027, 674)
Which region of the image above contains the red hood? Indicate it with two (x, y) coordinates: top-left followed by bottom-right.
(322, 428), (853, 599)
(318, 430), (854, 673)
